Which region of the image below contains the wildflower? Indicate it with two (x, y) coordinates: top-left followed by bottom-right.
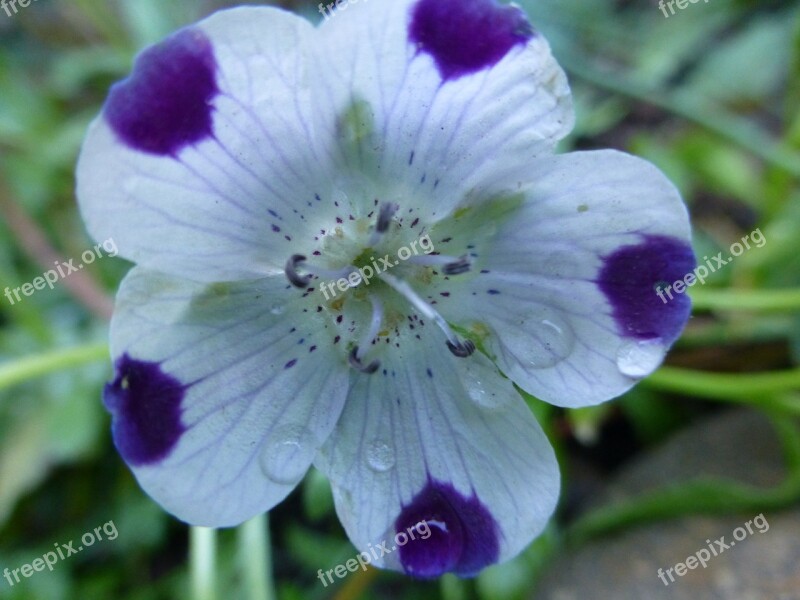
(77, 0), (695, 578)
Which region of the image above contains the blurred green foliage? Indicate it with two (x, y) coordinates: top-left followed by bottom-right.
(0, 0), (798, 599)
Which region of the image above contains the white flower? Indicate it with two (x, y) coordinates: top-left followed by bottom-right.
(76, 0), (695, 578)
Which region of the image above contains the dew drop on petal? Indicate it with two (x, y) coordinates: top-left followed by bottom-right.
(500, 311), (575, 369)
(464, 376), (507, 409)
(270, 303), (285, 315)
(259, 425), (315, 485)
(615, 340), (666, 378)
(366, 440), (395, 472)
(536, 315), (576, 367)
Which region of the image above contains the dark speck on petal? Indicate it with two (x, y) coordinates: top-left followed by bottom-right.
(103, 354), (187, 466)
(598, 234), (696, 344)
(105, 28), (218, 156)
(395, 478), (499, 578)
(409, 0), (533, 81)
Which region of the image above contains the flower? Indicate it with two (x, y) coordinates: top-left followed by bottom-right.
(76, 0), (695, 579)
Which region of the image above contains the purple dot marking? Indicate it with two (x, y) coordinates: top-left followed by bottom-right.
(103, 354), (187, 466)
(105, 28), (218, 156)
(395, 478), (499, 578)
(409, 0), (534, 81)
(598, 234), (696, 344)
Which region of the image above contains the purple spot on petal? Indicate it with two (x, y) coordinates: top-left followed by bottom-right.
(285, 359), (298, 369)
(409, 0), (533, 81)
(105, 28), (218, 156)
(598, 235), (696, 344)
(395, 478), (499, 578)
(103, 354), (187, 466)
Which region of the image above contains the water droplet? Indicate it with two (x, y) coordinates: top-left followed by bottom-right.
(616, 340), (666, 378)
(465, 378), (501, 408)
(270, 304), (285, 315)
(496, 310), (575, 369)
(366, 440), (395, 472)
(461, 368), (510, 409)
(259, 425), (315, 485)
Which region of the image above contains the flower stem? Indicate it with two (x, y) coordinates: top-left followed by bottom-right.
(690, 287), (800, 312)
(0, 342), (109, 391)
(238, 513), (275, 600)
(565, 413), (800, 546)
(190, 527), (217, 600)
(643, 366), (800, 406)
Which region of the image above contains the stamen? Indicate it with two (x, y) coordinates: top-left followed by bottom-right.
(348, 296), (383, 374)
(357, 295), (384, 359)
(285, 255), (355, 288)
(369, 202), (399, 246)
(379, 272), (475, 358)
(408, 254), (472, 275)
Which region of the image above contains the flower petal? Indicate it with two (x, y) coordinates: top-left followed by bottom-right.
(106, 268), (349, 526)
(314, 325), (559, 577)
(77, 7), (341, 282)
(312, 0), (574, 221)
(428, 150), (696, 407)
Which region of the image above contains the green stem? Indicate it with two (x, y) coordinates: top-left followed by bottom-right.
(690, 287), (800, 312)
(558, 52), (800, 177)
(238, 513), (275, 600)
(0, 343), (109, 391)
(643, 366), (800, 404)
(565, 414), (800, 546)
(190, 527), (217, 600)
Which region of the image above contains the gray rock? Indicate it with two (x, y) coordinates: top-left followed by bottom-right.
(536, 409), (800, 600)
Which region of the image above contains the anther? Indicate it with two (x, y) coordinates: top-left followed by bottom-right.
(442, 255), (471, 275)
(408, 253), (472, 275)
(376, 202), (399, 233)
(285, 254), (312, 288)
(446, 339), (476, 358)
(370, 202), (400, 246)
(349, 346), (380, 374)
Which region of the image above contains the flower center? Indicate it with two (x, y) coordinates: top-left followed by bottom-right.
(283, 202), (475, 373)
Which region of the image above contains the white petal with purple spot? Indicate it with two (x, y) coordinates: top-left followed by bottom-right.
(106, 268), (349, 526)
(426, 150), (695, 407)
(315, 324), (559, 577)
(78, 7), (343, 282)
(311, 0), (574, 223)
